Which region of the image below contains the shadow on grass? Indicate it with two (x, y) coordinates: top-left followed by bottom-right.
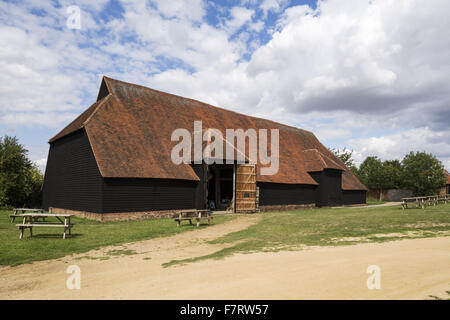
(176, 223), (214, 228)
(23, 233), (83, 239)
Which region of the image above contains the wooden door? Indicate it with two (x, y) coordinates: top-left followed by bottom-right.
(235, 164), (257, 213)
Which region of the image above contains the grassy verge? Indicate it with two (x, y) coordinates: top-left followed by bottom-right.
(0, 211), (233, 266)
(164, 203), (450, 267)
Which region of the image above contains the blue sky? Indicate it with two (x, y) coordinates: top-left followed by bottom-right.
(1, 0), (450, 172)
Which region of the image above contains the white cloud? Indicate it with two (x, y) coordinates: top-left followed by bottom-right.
(349, 127), (450, 169)
(249, 20), (264, 32)
(34, 158), (47, 173)
(314, 127), (352, 142)
(224, 7), (255, 34)
(260, 0), (286, 17)
(0, 1), (114, 125)
(1, 112), (78, 129)
(152, 0), (205, 21)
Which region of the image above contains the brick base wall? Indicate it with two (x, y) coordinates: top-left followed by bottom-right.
(49, 207), (181, 222)
(259, 203), (315, 212)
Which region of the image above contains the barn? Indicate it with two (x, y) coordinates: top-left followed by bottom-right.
(42, 76), (367, 220)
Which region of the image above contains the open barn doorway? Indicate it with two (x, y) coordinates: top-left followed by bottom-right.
(206, 164), (234, 211)
(205, 163), (257, 213)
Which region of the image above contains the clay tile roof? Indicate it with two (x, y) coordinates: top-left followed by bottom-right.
(302, 149), (346, 172)
(49, 76), (367, 190)
(192, 134), (250, 163)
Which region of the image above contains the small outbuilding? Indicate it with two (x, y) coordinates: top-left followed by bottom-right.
(442, 170), (450, 195)
(42, 76), (367, 220)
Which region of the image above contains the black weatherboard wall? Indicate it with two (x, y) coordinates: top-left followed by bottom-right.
(259, 173), (365, 208)
(42, 129), (103, 212)
(101, 178), (197, 213)
(190, 164), (206, 210)
(342, 190), (367, 205)
(43, 128), (200, 213)
(258, 182), (317, 206)
(309, 169), (343, 207)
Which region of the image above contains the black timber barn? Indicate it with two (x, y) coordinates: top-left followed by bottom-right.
(43, 77), (367, 219)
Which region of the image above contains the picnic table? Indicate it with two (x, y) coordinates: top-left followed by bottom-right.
(174, 209), (213, 227)
(401, 194), (450, 210)
(15, 213), (74, 239)
(10, 208), (44, 222)
(401, 197), (428, 209)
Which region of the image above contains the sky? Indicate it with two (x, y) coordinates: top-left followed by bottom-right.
(0, 0), (449, 173)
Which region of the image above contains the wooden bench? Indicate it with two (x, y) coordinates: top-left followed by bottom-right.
(401, 195), (450, 210)
(15, 213), (74, 239)
(174, 209), (213, 227)
(401, 197), (427, 210)
(10, 208), (44, 222)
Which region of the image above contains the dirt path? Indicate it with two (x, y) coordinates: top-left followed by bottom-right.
(333, 202), (400, 209)
(362, 202), (401, 208)
(1, 216), (449, 300)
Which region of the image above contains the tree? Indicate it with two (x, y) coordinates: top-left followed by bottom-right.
(329, 147), (358, 173)
(0, 135), (43, 207)
(26, 166), (44, 207)
(382, 160), (404, 190)
(401, 151), (446, 196)
(357, 156), (386, 196)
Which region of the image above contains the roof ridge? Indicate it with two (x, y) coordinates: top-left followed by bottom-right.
(103, 76), (315, 136)
(319, 151), (346, 170)
(83, 93), (112, 126)
(317, 151), (328, 169)
(302, 148), (345, 171)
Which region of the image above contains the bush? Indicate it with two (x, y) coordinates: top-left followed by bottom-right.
(0, 135), (43, 208)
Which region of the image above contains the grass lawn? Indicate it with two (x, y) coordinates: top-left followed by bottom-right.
(164, 203), (450, 267)
(0, 211), (233, 266)
(366, 197), (387, 205)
